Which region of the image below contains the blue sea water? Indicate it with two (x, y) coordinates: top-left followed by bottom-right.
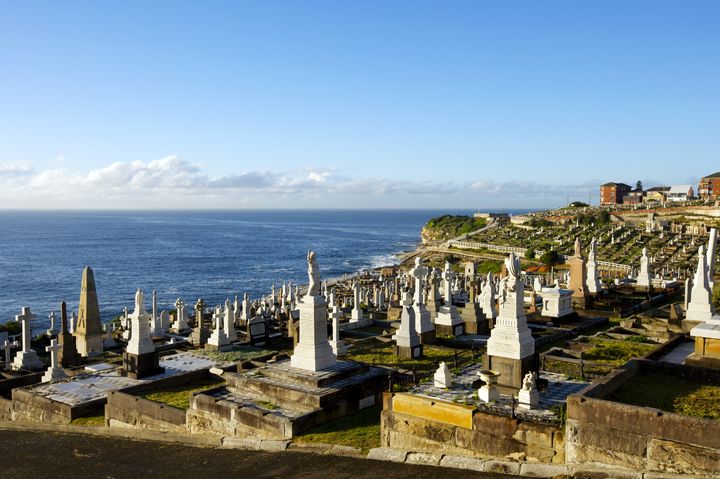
(0, 209), (530, 332)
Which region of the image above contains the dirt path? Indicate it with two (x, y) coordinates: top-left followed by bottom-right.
(0, 429), (515, 479)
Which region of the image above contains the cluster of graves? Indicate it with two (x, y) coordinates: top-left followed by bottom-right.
(465, 212), (717, 281)
(1, 231), (720, 477)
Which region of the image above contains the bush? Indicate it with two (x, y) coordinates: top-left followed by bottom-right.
(525, 249), (536, 260)
(540, 250), (562, 266)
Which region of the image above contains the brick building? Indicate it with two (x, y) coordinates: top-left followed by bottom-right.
(698, 172), (720, 199)
(600, 182), (631, 205)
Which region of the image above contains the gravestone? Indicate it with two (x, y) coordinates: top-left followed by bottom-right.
(435, 261), (464, 337)
(173, 298), (189, 332)
(410, 257), (435, 344)
(58, 301), (82, 368)
(393, 290), (422, 359)
(123, 289), (164, 379)
(586, 237), (602, 294)
(567, 238), (590, 308)
(42, 338), (67, 383)
(483, 253), (537, 390)
(290, 251), (336, 371)
(11, 307), (44, 371)
(74, 266), (104, 356)
(433, 361), (452, 388)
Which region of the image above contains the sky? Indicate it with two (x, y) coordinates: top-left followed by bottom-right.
(0, 0), (718, 209)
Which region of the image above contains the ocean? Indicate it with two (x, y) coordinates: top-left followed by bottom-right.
(0, 209), (530, 332)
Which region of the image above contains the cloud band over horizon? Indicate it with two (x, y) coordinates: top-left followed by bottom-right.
(0, 155), (608, 210)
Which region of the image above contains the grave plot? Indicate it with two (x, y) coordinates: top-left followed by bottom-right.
(566, 359), (720, 476)
(10, 351), (234, 424)
(186, 358), (387, 439)
(541, 332), (660, 379)
(381, 361), (588, 463)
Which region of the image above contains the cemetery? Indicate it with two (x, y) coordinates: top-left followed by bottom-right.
(1, 212), (720, 478)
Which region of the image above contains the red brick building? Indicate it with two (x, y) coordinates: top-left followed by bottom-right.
(600, 182), (632, 205)
(698, 172), (720, 199)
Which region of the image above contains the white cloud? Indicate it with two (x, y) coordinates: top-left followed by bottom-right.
(0, 156), (600, 209)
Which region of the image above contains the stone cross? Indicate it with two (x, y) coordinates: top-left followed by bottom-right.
(16, 307), (35, 353)
(46, 338), (61, 370)
(410, 257), (429, 306)
(195, 298), (206, 324)
(47, 311), (58, 336)
(442, 261), (453, 305)
(2, 340), (16, 369)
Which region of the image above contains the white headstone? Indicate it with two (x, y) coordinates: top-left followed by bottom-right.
(126, 289), (155, 355)
(433, 361), (452, 388)
(11, 307), (44, 371)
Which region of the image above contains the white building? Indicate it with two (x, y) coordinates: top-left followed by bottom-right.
(667, 185), (694, 202)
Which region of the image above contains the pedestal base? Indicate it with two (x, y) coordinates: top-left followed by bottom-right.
(12, 350), (44, 371)
(435, 323), (465, 337)
(394, 344), (423, 359)
(481, 353), (537, 390)
(571, 295), (589, 310)
(123, 351), (164, 379)
(75, 334), (104, 357)
(518, 389), (539, 409)
(189, 327), (209, 347)
(42, 367), (67, 383)
(479, 385), (499, 403)
(419, 330), (436, 345)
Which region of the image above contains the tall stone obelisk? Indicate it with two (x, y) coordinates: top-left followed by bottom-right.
(74, 266), (104, 357)
(290, 250), (336, 372)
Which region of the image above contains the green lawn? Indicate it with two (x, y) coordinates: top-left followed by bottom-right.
(70, 413), (105, 426)
(581, 338), (656, 366)
(141, 377), (225, 410)
(609, 371), (720, 420)
(195, 346), (276, 362)
(293, 405), (381, 453)
(346, 339), (468, 372)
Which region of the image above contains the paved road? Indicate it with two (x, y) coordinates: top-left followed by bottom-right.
(1, 430), (514, 479)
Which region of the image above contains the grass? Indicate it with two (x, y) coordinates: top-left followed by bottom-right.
(196, 346), (276, 362)
(581, 338), (656, 366)
(609, 371), (720, 420)
(346, 338), (465, 372)
(424, 215), (487, 240)
(70, 413), (105, 427)
(293, 405), (381, 453)
(141, 377), (225, 410)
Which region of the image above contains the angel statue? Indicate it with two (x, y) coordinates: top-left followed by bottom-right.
(135, 288), (146, 314)
(521, 372), (537, 392)
(307, 250), (321, 297)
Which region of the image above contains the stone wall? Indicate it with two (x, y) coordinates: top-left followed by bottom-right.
(10, 388), (101, 424)
(186, 389), (294, 439)
(105, 390), (186, 433)
(566, 359), (720, 476)
(381, 393), (564, 463)
(0, 372), (43, 399)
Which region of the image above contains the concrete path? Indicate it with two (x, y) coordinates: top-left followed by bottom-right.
(1, 429), (514, 479)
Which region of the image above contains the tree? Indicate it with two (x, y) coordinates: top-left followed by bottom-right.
(636, 180), (643, 191)
(540, 250), (561, 266)
(525, 249), (536, 260)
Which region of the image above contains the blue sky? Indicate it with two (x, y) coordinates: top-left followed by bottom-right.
(0, 1), (718, 209)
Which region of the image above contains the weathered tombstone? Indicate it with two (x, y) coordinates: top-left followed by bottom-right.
(434, 361), (452, 388)
(190, 298), (209, 346)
